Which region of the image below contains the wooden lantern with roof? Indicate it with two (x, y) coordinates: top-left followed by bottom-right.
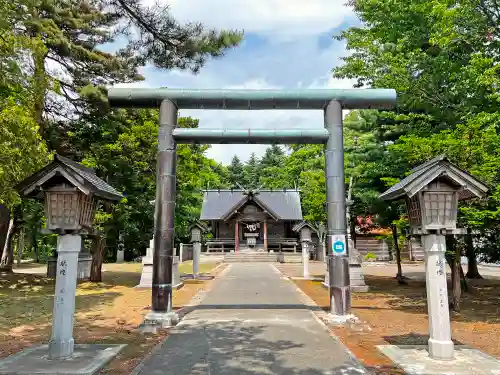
(380, 155), (488, 234)
(16, 155), (123, 234)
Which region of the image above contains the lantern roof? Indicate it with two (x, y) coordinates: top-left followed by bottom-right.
(380, 155), (488, 202)
(16, 154), (124, 201)
(188, 221), (209, 232)
(292, 221), (317, 233)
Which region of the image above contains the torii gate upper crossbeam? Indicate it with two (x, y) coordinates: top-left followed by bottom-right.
(107, 88), (396, 110)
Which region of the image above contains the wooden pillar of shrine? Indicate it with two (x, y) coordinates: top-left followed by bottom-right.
(235, 220), (239, 253)
(263, 220), (268, 252)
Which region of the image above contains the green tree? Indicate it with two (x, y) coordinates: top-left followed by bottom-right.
(259, 145), (286, 188)
(244, 153), (260, 189)
(0, 100), (50, 207)
(0, 7), (51, 270)
(227, 156), (245, 188)
(333, 0), (500, 295)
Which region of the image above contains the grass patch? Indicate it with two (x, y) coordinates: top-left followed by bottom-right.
(0, 261), (223, 374)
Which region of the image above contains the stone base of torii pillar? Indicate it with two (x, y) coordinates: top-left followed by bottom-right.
(324, 240), (369, 292)
(136, 238), (183, 289)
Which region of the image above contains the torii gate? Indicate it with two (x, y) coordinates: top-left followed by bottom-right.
(107, 87), (396, 327)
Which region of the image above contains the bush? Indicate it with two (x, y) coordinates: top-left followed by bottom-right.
(364, 252), (377, 261)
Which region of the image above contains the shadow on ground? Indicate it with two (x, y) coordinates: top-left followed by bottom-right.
(349, 275), (500, 324)
(0, 273), (122, 331)
(187, 303), (323, 311)
(77, 271), (141, 289)
(0, 291), (122, 338)
(136, 320), (367, 375)
(0, 314), (167, 375)
(251, 268), (500, 325)
(383, 333), (465, 346)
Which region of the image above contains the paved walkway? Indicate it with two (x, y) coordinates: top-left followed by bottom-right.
(133, 263), (368, 375)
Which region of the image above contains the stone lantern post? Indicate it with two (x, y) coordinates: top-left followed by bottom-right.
(381, 155), (488, 360)
(293, 222), (316, 278)
(11, 154), (125, 372)
(189, 222), (207, 278)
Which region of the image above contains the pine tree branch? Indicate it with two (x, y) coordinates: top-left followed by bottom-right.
(480, 0), (500, 37)
(113, 0), (177, 49)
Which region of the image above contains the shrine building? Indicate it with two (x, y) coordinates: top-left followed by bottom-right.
(200, 188), (318, 254)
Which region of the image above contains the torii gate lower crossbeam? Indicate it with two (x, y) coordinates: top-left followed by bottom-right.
(107, 88), (397, 329)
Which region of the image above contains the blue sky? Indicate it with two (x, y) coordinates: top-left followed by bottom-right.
(114, 0), (360, 164)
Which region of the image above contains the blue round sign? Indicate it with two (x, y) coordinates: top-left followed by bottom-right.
(333, 241), (345, 253)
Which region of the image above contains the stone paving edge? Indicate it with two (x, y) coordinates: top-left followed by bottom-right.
(130, 263), (231, 375)
(270, 264), (373, 374)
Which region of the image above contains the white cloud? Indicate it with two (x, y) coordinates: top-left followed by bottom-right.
(112, 1), (360, 164)
(224, 79), (282, 90)
(152, 0), (353, 41)
(193, 78), (355, 164)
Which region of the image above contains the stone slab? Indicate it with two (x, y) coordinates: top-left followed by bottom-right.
(116, 249), (125, 263)
(136, 255), (182, 288)
(321, 282), (369, 292)
(140, 311), (179, 333)
(181, 274), (214, 281)
(0, 344), (126, 375)
(378, 345), (500, 375)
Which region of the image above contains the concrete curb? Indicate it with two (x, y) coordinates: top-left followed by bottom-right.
(270, 264), (372, 374)
(289, 276), (324, 281)
(0, 344), (127, 375)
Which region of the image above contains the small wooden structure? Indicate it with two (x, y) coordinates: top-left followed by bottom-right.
(17, 154), (123, 233)
(189, 222), (208, 243)
(380, 155), (488, 233)
(15, 154), (124, 362)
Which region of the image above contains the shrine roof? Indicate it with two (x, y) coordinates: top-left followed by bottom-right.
(200, 189), (303, 221)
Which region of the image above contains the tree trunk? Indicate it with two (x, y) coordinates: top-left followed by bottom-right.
(32, 42), (48, 134)
(16, 228), (24, 267)
(446, 236), (461, 312)
(459, 261), (468, 293)
(0, 205), (10, 259)
(350, 219), (357, 247)
(0, 218), (15, 273)
(90, 235), (105, 282)
(391, 224), (406, 284)
(32, 231), (39, 263)
(451, 248), (461, 312)
(465, 228), (482, 279)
